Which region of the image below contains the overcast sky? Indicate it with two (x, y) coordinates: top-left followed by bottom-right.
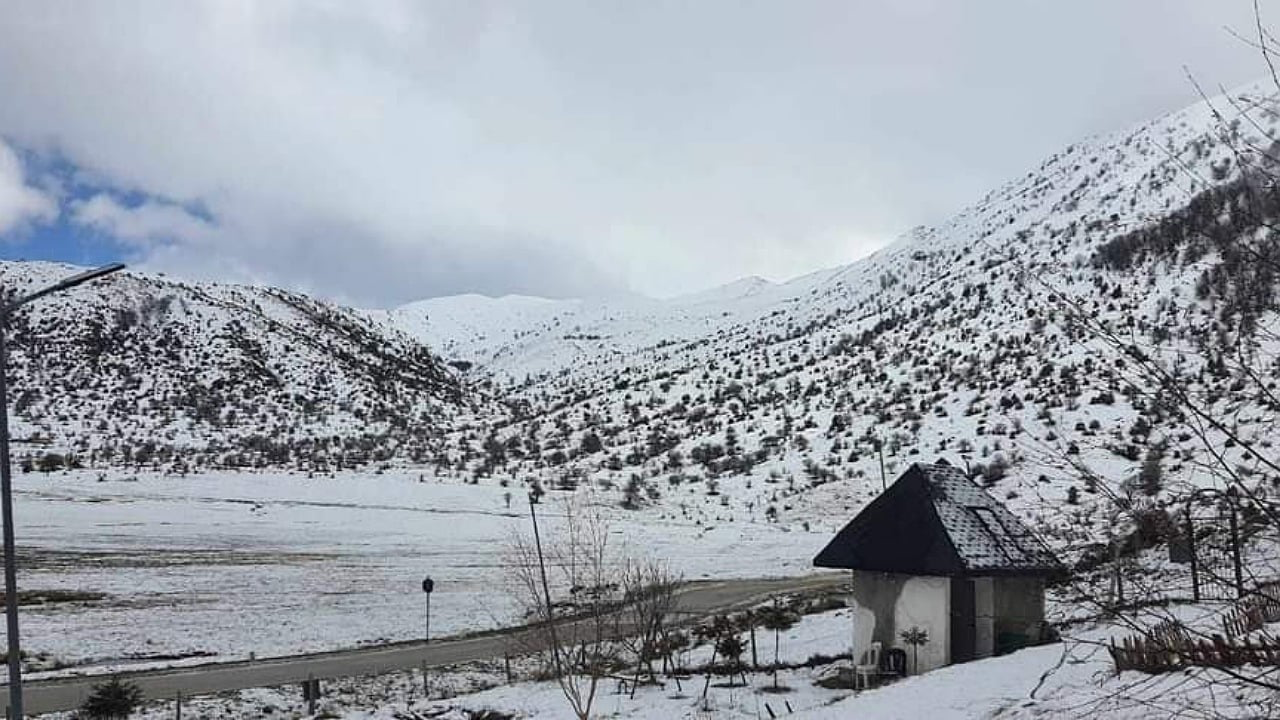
(0, 1), (1269, 306)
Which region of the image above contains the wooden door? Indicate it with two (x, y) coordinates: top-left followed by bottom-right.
(950, 577), (976, 663)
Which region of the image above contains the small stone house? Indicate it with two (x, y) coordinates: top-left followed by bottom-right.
(813, 461), (1064, 673)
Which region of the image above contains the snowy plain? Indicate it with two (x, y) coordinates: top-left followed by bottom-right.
(5, 469), (829, 672)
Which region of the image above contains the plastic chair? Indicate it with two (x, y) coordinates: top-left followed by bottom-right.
(855, 641), (882, 690)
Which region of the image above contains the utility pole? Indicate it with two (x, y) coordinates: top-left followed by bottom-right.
(528, 494), (563, 677)
(0, 263), (125, 718)
(876, 435), (887, 491)
(0, 322), (18, 720)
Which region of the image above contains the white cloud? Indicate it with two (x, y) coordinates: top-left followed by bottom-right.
(0, 139), (55, 235)
(0, 2), (1267, 303)
(71, 194), (216, 248)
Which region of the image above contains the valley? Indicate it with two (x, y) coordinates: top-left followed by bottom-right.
(5, 77), (1280, 719)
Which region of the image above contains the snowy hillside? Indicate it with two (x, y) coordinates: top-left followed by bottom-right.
(0, 261), (470, 471)
(380, 274), (834, 383)
(9, 81), (1280, 561)
(375, 294), (583, 373)
(418, 80), (1280, 554)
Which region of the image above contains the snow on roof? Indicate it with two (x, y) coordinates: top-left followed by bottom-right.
(813, 462), (1064, 576)
(920, 463), (1062, 574)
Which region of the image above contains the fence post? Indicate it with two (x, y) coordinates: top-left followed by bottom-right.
(306, 674), (317, 716)
(1227, 501), (1244, 599)
(176, 691), (182, 720)
(750, 623), (759, 670)
(1111, 540), (1124, 606)
(1186, 504), (1200, 602)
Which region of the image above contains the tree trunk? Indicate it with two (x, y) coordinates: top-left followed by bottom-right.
(702, 647), (718, 698)
(773, 629), (781, 689)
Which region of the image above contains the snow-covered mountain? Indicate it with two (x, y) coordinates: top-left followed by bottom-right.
(0, 261), (470, 471)
(10, 80), (1280, 556)
(406, 79), (1280, 548)
(383, 269), (845, 383)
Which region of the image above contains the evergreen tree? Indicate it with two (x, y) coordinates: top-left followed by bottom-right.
(80, 676), (143, 719)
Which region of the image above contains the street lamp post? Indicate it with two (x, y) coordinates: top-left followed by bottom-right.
(0, 263), (125, 718)
(421, 576), (434, 642)
(420, 576), (434, 698)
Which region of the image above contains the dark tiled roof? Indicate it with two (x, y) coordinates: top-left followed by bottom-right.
(920, 463), (1062, 573)
(813, 462), (1064, 576)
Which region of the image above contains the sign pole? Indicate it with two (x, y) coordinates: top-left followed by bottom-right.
(422, 576), (434, 699)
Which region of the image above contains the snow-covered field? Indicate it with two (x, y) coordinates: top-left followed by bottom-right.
(357, 620), (1278, 720)
(70, 601), (1279, 720)
(6, 469), (828, 671)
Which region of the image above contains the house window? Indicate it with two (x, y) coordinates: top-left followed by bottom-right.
(968, 506), (1028, 563)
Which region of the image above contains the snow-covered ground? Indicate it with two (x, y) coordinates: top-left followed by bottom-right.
(350, 620), (1279, 720)
(68, 601), (1279, 720)
(6, 469), (828, 672)
(794, 631), (1279, 720)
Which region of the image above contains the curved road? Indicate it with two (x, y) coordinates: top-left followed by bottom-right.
(9, 573), (846, 715)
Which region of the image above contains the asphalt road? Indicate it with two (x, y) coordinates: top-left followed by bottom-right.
(8, 573), (846, 716)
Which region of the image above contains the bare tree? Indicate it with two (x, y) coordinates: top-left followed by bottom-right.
(505, 495), (624, 720)
(618, 556), (681, 694)
(757, 600), (799, 690)
(696, 614), (739, 699)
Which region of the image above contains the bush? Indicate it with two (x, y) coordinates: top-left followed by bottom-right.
(80, 676), (143, 719)
(980, 457), (1009, 485)
(579, 432), (603, 455)
(36, 453), (65, 473)
(621, 474), (645, 510)
(1139, 446), (1165, 496)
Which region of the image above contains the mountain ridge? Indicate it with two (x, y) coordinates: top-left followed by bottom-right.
(6, 80), (1280, 550)
(413, 77), (1280, 544)
(0, 260), (472, 471)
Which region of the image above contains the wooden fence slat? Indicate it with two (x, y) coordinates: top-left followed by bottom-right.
(1109, 632), (1280, 673)
(1111, 581), (1280, 673)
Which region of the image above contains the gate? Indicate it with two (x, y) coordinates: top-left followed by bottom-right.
(1183, 489), (1245, 602)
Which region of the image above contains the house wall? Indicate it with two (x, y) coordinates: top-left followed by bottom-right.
(846, 573), (1042, 672)
(896, 575), (949, 672)
(847, 571), (950, 674)
(848, 570), (906, 668)
(992, 576), (1046, 652)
